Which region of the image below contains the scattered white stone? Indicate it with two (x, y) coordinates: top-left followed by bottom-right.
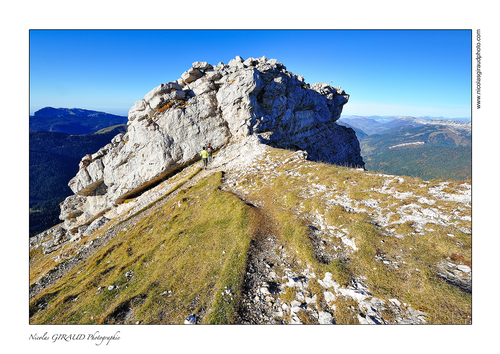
(317, 272), (340, 289)
(260, 287), (270, 295)
(341, 236), (358, 250)
(418, 197), (435, 205)
(389, 298), (401, 307)
(295, 292), (305, 302)
(337, 285), (369, 302)
(324, 291), (336, 304)
(358, 314), (381, 325)
(273, 309), (283, 318)
(305, 295), (317, 304)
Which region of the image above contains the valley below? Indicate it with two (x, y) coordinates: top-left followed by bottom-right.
(339, 116), (471, 181)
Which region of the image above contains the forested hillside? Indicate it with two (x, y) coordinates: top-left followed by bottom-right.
(29, 126), (126, 236)
(353, 123), (471, 181)
(365, 145), (471, 181)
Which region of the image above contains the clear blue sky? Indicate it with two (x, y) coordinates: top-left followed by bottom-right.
(30, 29), (472, 118)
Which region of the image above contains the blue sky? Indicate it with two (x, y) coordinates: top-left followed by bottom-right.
(30, 29), (472, 118)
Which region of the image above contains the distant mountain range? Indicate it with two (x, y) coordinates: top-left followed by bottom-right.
(341, 115), (471, 123)
(30, 107), (128, 134)
(339, 115), (471, 136)
(338, 116), (471, 181)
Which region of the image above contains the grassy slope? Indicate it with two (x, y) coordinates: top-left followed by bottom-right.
(227, 148), (471, 324)
(30, 148), (471, 324)
(30, 172), (253, 324)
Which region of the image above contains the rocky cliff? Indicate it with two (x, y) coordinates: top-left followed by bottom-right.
(57, 55), (362, 239)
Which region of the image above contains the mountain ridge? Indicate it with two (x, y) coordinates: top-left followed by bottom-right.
(341, 115), (471, 123)
(30, 107), (128, 134)
(339, 116), (471, 136)
(29, 56), (471, 325)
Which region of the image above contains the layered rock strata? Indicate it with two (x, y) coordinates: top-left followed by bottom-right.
(56, 55), (362, 240)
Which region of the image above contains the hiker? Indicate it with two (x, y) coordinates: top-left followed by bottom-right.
(200, 147), (209, 169)
(207, 143), (213, 163)
(80, 154), (92, 171)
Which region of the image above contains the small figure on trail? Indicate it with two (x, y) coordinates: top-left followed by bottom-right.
(80, 154), (92, 171)
(200, 147), (209, 169)
(207, 143), (213, 163)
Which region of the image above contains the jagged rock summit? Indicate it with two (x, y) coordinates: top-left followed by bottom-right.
(59, 55), (363, 239)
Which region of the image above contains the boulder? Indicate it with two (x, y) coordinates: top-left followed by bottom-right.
(228, 56), (245, 69)
(192, 61), (212, 71)
(69, 158), (105, 196)
(205, 70), (222, 82)
(181, 67), (203, 83)
(83, 216), (110, 237)
(243, 57), (259, 67)
(41, 225), (70, 254)
(190, 79), (215, 96)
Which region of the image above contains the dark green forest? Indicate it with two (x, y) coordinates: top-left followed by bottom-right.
(364, 145), (471, 181)
(359, 125), (471, 156)
(357, 123), (471, 181)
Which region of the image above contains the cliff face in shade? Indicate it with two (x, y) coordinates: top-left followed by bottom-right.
(60, 55), (363, 236)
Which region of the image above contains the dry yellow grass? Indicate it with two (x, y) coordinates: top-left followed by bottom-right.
(237, 147), (471, 324)
(30, 172), (255, 324)
(30, 146), (471, 324)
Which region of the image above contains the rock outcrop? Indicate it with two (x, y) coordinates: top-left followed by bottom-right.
(57, 55), (362, 240)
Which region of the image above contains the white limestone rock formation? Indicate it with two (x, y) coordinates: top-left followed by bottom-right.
(58, 55), (361, 237)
